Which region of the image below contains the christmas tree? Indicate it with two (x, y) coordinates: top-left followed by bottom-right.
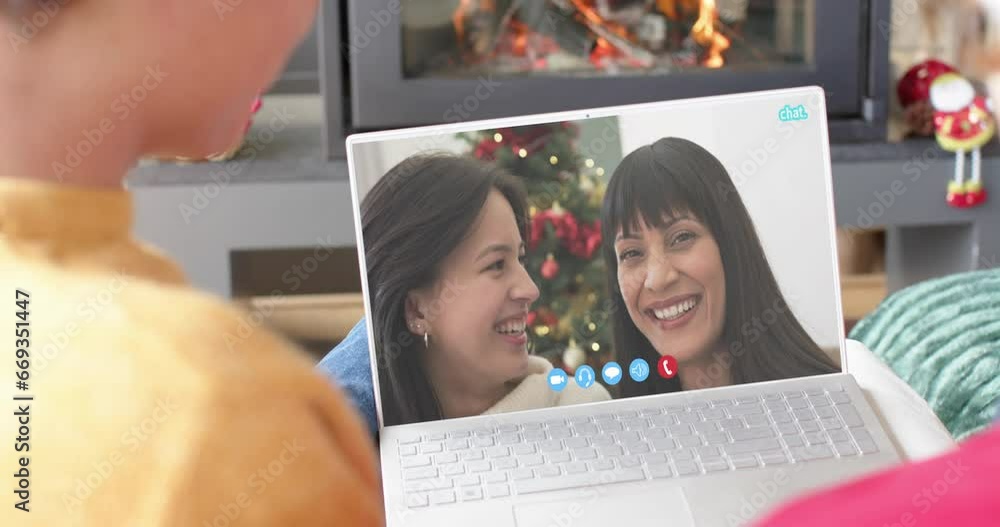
(460, 123), (611, 373)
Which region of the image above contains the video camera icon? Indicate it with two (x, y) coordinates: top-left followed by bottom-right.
(548, 368), (568, 392)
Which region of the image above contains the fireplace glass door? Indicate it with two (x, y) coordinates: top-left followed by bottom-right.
(346, 0), (880, 140)
(403, 0), (813, 79)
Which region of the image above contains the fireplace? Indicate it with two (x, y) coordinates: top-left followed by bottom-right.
(411, 0), (806, 78)
(340, 0), (888, 144)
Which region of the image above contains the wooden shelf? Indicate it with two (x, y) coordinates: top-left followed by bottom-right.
(236, 293), (364, 343)
(841, 273), (888, 321)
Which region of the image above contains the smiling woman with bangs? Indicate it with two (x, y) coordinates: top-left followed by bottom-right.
(601, 137), (839, 397)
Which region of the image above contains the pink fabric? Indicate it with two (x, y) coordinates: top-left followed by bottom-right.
(755, 426), (1000, 527)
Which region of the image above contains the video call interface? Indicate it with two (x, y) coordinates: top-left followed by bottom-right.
(352, 95), (845, 427)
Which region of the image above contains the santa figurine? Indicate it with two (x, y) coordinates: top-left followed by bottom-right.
(929, 72), (996, 208)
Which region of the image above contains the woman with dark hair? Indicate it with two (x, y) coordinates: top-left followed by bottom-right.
(364, 153), (609, 427)
(601, 137), (839, 397)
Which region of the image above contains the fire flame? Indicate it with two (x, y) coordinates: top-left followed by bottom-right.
(690, 0), (730, 68)
(452, 0), (730, 69)
(571, 0), (631, 39)
(452, 0), (474, 49)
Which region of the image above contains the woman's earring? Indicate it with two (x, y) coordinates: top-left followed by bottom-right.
(424, 332), (429, 349)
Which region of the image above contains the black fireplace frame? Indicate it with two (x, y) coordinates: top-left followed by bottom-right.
(329, 0), (888, 154)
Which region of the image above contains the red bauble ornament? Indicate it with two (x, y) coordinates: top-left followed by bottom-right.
(898, 60), (958, 108)
(541, 256), (560, 280)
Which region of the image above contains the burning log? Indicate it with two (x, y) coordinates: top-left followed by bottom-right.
(450, 0), (733, 71)
(519, 0), (597, 58)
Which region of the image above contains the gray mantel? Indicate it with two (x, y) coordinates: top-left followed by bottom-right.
(831, 140), (1000, 292)
(128, 108), (1000, 298)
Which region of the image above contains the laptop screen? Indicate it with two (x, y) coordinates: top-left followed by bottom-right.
(348, 88), (844, 429)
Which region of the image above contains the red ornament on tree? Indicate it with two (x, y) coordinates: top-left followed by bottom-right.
(541, 255), (560, 280)
(582, 222), (602, 259)
(554, 210), (579, 245)
(529, 209), (553, 250)
(474, 137), (502, 160)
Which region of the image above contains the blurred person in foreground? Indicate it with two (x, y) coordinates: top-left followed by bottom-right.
(0, 1), (381, 525)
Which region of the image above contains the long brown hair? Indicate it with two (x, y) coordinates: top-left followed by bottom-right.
(363, 153), (529, 427)
(601, 137), (839, 397)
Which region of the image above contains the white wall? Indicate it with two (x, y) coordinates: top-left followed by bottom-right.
(616, 91), (842, 349)
(352, 135), (468, 200)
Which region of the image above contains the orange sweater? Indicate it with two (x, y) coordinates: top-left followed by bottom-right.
(0, 179), (382, 526)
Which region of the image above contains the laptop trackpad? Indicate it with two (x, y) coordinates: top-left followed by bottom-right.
(513, 486), (694, 527)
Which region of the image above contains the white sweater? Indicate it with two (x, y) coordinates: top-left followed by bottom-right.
(483, 356), (612, 415)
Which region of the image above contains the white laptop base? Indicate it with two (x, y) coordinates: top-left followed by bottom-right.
(381, 373), (899, 526)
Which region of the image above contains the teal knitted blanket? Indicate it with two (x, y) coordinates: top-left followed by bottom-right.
(849, 269), (1000, 441)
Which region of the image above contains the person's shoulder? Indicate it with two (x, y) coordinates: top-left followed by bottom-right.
(316, 319), (378, 437)
(318, 320), (371, 377)
(4, 261), (386, 525)
(7, 256), (317, 382)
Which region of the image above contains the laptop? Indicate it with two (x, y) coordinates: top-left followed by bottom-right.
(345, 87), (901, 527)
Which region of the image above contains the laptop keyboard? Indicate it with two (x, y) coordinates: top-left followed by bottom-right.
(397, 384), (878, 508)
